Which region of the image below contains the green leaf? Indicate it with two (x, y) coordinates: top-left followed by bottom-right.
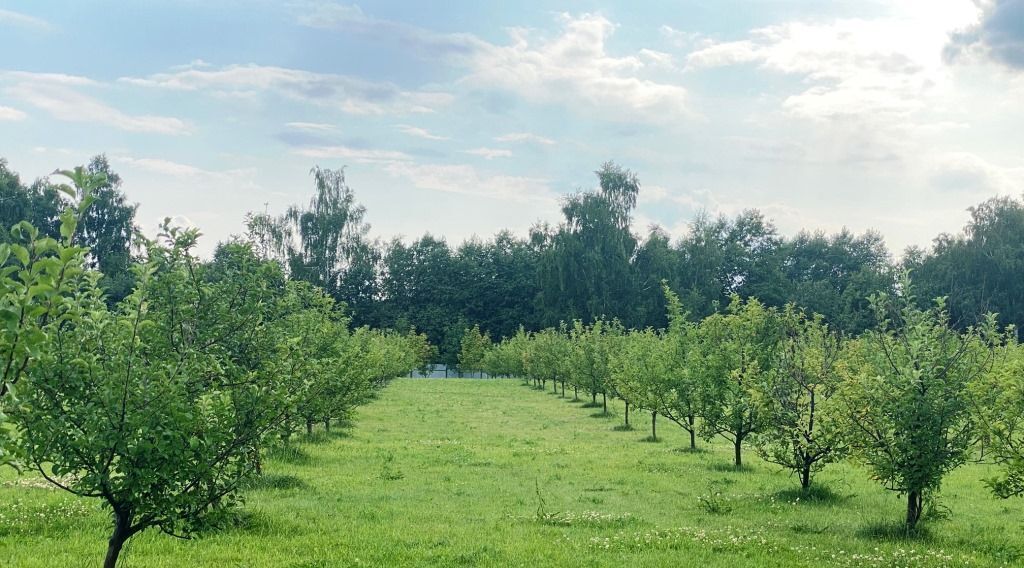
(10, 245), (29, 267)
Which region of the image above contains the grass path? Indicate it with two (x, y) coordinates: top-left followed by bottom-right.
(2, 378), (1023, 566)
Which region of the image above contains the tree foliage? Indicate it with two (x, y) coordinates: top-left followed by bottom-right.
(838, 279), (1000, 528)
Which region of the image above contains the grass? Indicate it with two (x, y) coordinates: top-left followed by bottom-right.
(2, 378), (1023, 567)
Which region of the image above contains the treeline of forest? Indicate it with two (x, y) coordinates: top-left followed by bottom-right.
(4, 156), (1023, 364)
(466, 281), (1024, 531)
(0, 166), (430, 567)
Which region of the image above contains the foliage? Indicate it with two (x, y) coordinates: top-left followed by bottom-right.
(660, 284), (701, 447)
(247, 166), (370, 310)
(458, 324), (491, 377)
(751, 306), (847, 489)
(567, 319), (619, 407)
(837, 278), (1001, 528)
(693, 296), (782, 467)
(609, 328), (669, 438)
(0, 167), (99, 467)
(907, 195), (1024, 332)
(972, 339), (1024, 498)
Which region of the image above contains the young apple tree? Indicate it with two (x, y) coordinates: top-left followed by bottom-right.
(973, 339), (1024, 499)
(752, 306), (847, 490)
(839, 281), (999, 529)
(610, 328), (669, 439)
(10, 226), (305, 567)
(459, 324), (491, 378)
(695, 295), (782, 467)
(660, 285), (701, 449)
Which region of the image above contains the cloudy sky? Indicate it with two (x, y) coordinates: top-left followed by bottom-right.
(1, 0), (1022, 256)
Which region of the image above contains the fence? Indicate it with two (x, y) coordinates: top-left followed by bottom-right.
(409, 364), (493, 379)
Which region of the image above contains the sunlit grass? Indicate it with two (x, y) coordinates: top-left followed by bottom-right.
(2, 378), (1022, 566)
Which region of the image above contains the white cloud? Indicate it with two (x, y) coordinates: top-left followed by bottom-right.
(928, 151), (1024, 195)
(396, 124), (449, 140)
(383, 161), (554, 203)
(2, 71), (96, 86)
(122, 63), (453, 115)
(112, 156), (257, 183)
(0, 105), (27, 121)
(659, 25), (702, 48)
(285, 121), (336, 131)
(461, 13), (693, 122)
(291, 145), (413, 164)
(462, 147), (512, 159)
(494, 132), (556, 145)
(295, 1), (484, 58)
(3, 73), (190, 134)
(684, 6), (982, 121)
(0, 8), (53, 31)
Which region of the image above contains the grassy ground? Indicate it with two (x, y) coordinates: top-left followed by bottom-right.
(2, 378), (1023, 567)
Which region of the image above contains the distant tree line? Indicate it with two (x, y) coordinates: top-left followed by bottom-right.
(4, 157), (1023, 363)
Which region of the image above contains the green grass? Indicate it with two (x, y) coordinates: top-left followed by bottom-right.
(2, 378), (1024, 567)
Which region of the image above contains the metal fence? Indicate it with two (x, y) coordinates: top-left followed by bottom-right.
(409, 364), (494, 379)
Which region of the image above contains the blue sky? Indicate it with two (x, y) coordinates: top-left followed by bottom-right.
(1, 0), (1023, 257)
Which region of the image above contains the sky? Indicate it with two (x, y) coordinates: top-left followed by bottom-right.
(1, 0), (1023, 257)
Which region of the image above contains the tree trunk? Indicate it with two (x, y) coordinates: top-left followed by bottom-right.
(651, 411), (657, 441)
(602, 392), (607, 414)
(906, 490), (923, 529)
(560, 380), (565, 398)
(688, 415), (696, 449)
(592, 391), (596, 404)
(552, 379), (558, 393)
(734, 438), (742, 467)
(306, 419), (313, 435)
(573, 386), (578, 401)
(104, 511), (134, 568)
(800, 463), (811, 489)
(624, 401), (630, 426)
(324, 418), (330, 432)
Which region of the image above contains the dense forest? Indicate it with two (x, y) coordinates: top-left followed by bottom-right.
(4, 155), (1023, 364)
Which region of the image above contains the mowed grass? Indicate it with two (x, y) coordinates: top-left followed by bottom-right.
(2, 378), (1024, 567)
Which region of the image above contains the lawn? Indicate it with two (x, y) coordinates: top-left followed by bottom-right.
(2, 378), (1023, 567)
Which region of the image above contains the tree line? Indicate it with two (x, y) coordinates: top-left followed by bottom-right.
(243, 161), (1024, 365)
(5, 157), (1024, 364)
(0, 166), (429, 567)
(475, 279), (1023, 531)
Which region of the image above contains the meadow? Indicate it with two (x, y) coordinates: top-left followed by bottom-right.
(2, 378), (1022, 567)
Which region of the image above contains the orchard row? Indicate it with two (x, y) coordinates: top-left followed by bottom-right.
(467, 280), (1024, 531)
(0, 169), (430, 567)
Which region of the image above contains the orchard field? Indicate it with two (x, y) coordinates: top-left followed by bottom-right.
(3, 378), (1022, 568)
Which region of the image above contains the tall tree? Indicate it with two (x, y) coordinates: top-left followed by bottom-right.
(538, 162), (640, 325)
(909, 195), (1024, 331)
(250, 166), (372, 313)
(78, 155), (139, 303)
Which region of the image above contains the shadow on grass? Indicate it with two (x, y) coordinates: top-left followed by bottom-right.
(774, 484), (849, 506)
(300, 429), (352, 445)
(611, 424), (634, 432)
(195, 508), (289, 536)
(855, 520), (933, 542)
(580, 401), (603, 409)
(243, 473), (309, 492)
(588, 411), (613, 419)
(640, 435), (661, 443)
(266, 445), (313, 465)
(671, 446), (709, 454)
(708, 461), (754, 473)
